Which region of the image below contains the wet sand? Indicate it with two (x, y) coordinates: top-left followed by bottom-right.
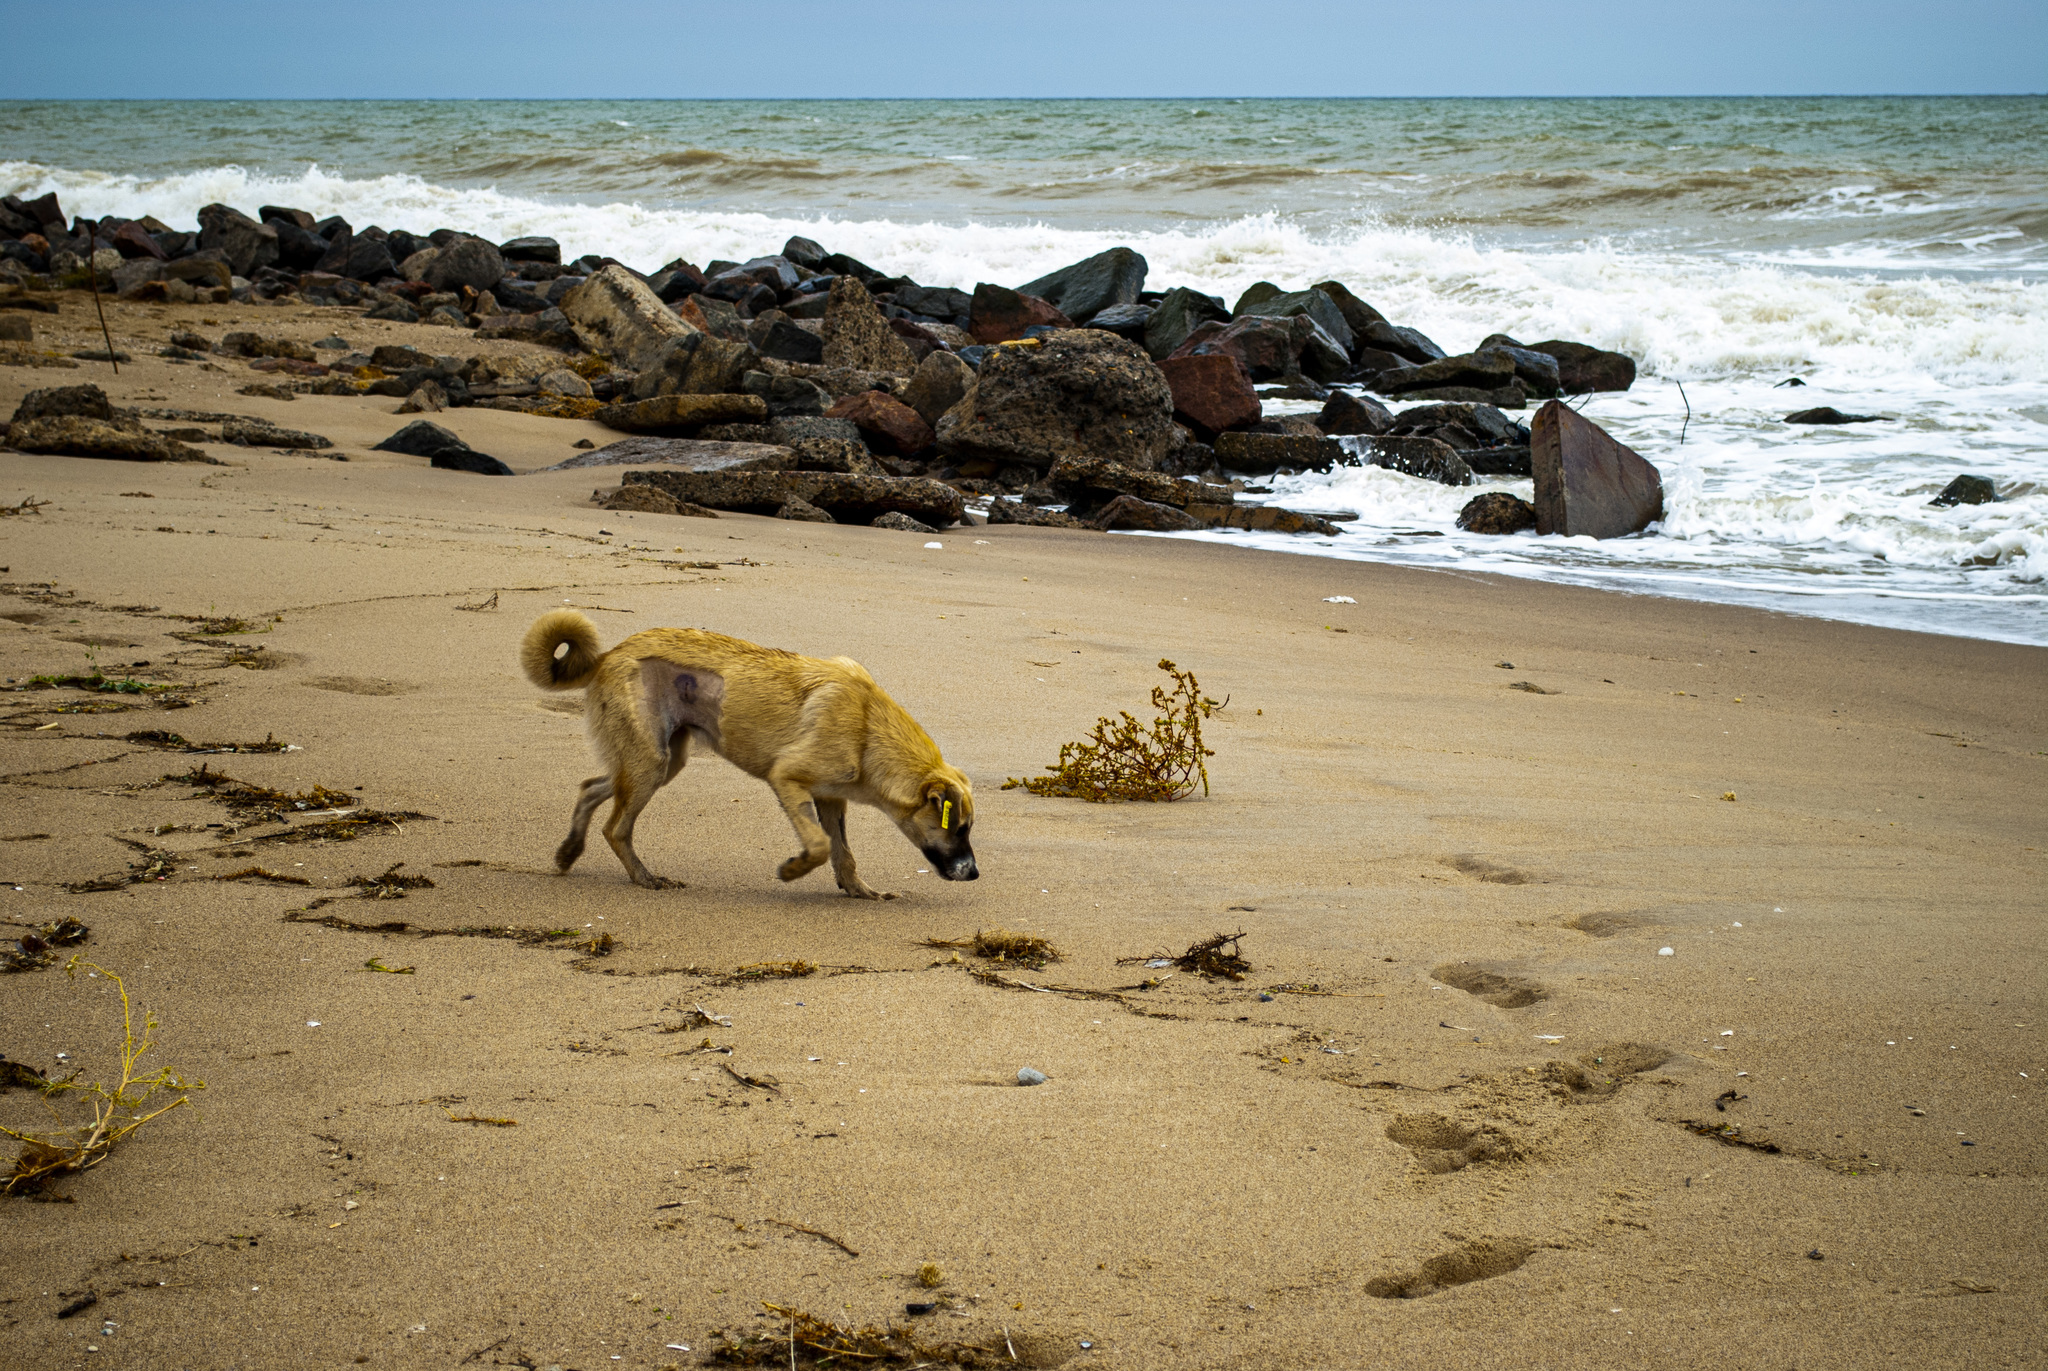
(1, 298), (2043, 1370)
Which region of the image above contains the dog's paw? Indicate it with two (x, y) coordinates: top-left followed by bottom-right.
(838, 880), (894, 901)
(778, 854), (825, 882)
(633, 873), (685, 890)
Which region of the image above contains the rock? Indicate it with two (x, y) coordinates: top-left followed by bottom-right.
(785, 437), (885, 476)
(625, 468), (964, 528)
(1359, 435), (1473, 485)
(420, 237), (506, 293)
(1017, 247), (1148, 324)
(901, 350), (975, 426)
(676, 293), (749, 342)
(1462, 446), (1532, 477)
(422, 305), (469, 328)
(550, 437), (791, 472)
(1470, 341), (1561, 395)
(1388, 401), (1525, 446)
(371, 419), (512, 475)
(888, 316), (947, 363)
(629, 331), (756, 400)
(1316, 390), (1394, 436)
(827, 390), (934, 456)
(398, 381), (448, 413)
(258, 206), (315, 230)
(1233, 282), (1284, 315)
(110, 220), (168, 261)
(559, 264), (697, 371)
(771, 416), (863, 446)
(937, 330), (1175, 472)
(7, 415), (208, 462)
(1213, 431), (1347, 476)
(1359, 320), (1445, 364)
(9, 384), (124, 425)
(327, 235), (398, 283)
(537, 369), (593, 398)
(1457, 491), (1539, 534)
(872, 510), (938, 533)
(1235, 287), (1356, 356)
(600, 483), (700, 516)
(500, 236), (562, 264)
(755, 317), (826, 364)
(1093, 494), (1202, 532)
(741, 372), (833, 417)
(985, 498), (1090, 528)
(0, 314), (30, 342)
(1373, 350), (1516, 396)
(968, 284), (1073, 344)
(1529, 400), (1662, 537)
(1157, 354), (1259, 438)
(1525, 339), (1636, 393)
(1309, 281), (1386, 345)
(891, 283), (974, 321)
(475, 307), (578, 347)
(1143, 287), (1230, 361)
(596, 393), (769, 434)
(166, 257), (234, 292)
(777, 495), (837, 523)
(196, 204), (279, 278)
(111, 258), (164, 298)
(781, 236), (828, 269)
(1929, 474), (1998, 507)
(819, 276), (919, 374)
(1784, 406), (1887, 424)
(1175, 314), (1348, 384)
(221, 416), (333, 449)
(1189, 504), (1343, 536)
(1046, 455), (1214, 511)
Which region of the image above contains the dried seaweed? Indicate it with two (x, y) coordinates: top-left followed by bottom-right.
(711, 1302), (994, 1367)
(918, 927), (1062, 969)
(124, 730), (291, 754)
(212, 866), (311, 886)
(1003, 659), (1220, 802)
(1, 917), (89, 972)
(352, 862), (435, 900)
(2, 960), (204, 1196)
(1, 497), (50, 517)
(1176, 931), (1250, 980)
(65, 839), (176, 893)
(727, 960), (817, 981)
(170, 765), (428, 840)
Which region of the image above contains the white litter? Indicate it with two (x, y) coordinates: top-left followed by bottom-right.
(306, 1020), (321, 1027)
(1322, 596), (1356, 604)
(1732, 922), (1742, 927)
(1146, 958), (1171, 968)
(1535, 1034), (1565, 1041)
(1657, 947), (1674, 956)
(1720, 1030), (1735, 1037)
(924, 541), (943, 549)
(667, 1347), (691, 1354)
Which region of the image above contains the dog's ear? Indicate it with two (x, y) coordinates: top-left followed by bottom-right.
(923, 780), (964, 830)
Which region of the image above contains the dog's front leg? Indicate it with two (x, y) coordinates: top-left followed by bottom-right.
(816, 797), (893, 901)
(768, 774), (832, 883)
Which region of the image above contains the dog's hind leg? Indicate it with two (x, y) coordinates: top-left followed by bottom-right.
(816, 797), (893, 901)
(767, 770), (833, 884)
(603, 756), (683, 890)
(555, 774), (612, 873)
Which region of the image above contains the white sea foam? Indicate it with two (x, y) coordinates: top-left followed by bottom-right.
(6, 157), (2041, 641)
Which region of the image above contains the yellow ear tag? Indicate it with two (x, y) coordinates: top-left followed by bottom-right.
(941, 800), (952, 830)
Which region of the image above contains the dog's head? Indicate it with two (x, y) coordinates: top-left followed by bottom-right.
(897, 769), (977, 881)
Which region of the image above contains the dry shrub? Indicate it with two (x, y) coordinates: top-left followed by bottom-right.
(918, 928), (1061, 969)
(1004, 659), (1220, 802)
(2, 960), (204, 1196)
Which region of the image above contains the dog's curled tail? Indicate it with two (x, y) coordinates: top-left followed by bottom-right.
(521, 610), (605, 691)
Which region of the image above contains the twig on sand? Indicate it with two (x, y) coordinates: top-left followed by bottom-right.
(766, 1218), (859, 1258)
(722, 1062), (782, 1093)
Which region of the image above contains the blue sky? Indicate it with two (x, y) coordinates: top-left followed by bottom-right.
(1, 0), (2041, 97)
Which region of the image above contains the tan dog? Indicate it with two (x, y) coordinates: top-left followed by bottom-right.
(520, 609), (977, 896)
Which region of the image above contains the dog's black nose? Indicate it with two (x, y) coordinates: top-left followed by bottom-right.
(943, 857), (979, 881)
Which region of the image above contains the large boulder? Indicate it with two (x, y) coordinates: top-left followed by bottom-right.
(1357, 435), (1473, 486)
(936, 331), (1175, 472)
(1529, 401), (1662, 536)
(1309, 281), (1386, 345)
(821, 276), (919, 374)
(419, 237), (506, 293)
(1359, 320), (1445, 364)
(755, 317), (825, 364)
(1316, 390), (1394, 436)
(596, 393), (769, 434)
(10, 383), (125, 425)
(1473, 336), (1563, 395)
(272, 220), (331, 271)
(1372, 349), (1517, 396)
(891, 283), (974, 321)
(560, 264), (697, 371)
(623, 468), (964, 528)
(1143, 287), (1229, 360)
(1092, 494), (1202, 532)
(370, 420), (513, 475)
(7, 416), (209, 463)
(967, 284), (1073, 344)
(1156, 355), (1259, 438)
(1457, 491), (1538, 534)
(901, 350), (975, 426)
(547, 436), (791, 473)
(500, 236), (562, 264)
(1186, 503), (1343, 536)
(1213, 431), (1347, 476)
(317, 232), (398, 283)
(741, 372), (833, 418)
(1525, 339), (1636, 393)
(1235, 288), (1355, 357)
(1930, 474), (1998, 507)
(110, 220), (168, 261)
(1017, 247), (1147, 324)
(826, 390), (934, 456)
(629, 332), (756, 400)
(1046, 455), (1217, 511)
(1173, 314), (1347, 384)
(196, 204), (278, 278)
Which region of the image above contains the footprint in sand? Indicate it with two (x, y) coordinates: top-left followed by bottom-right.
(1443, 854), (1533, 884)
(301, 675), (419, 696)
(1363, 1239), (1539, 1299)
(1384, 1113), (1521, 1174)
(1433, 962), (1549, 1009)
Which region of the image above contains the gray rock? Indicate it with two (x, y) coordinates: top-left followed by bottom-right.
(1309, 281), (1386, 346)
(742, 372), (833, 417)
(1316, 390), (1394, 436)
(1359, 321), (1445, 364)
(1213, 431), (1348, 476)
(1525, 339), (1637, 393)
(1016, 1067), (1048, 1086)
(273, 220), (331, 271)
(1357, 435), (1474, 486)
(629, 332), (756, 400)
(891, 283), (973, 320)
(221, 416), (332, 449)
(1374, 350), (1517, 396)
(475, 307), (578, 348)
(1235, 288), (1356, 357)
(500, 236), (562, 264)
(597, 393), (769, 434)
(371, 419), (512, 475)
(1784, 406), (1887, 425)
(420, 237), (506, 293)
(781, 235), (828, 269)
(1473, 342), (1561, 396)
(1085, 302), (1153, 341)
(0, 313), (31, 343)
(196, 204), (279, 278)
(936, 330), (1175, 472)
(985, 499), (1091, 529)
(544, 437), (791, 472)
(538, 369), (593, 398)
(752, 317), (824, 365)
(872, 510), (938, 533)
(559, 264), (697, 371)
(1929, 474), (1998, 506)
(1092, 493), (1202, 532)
(1232, 281), (1284, 315)
(625, 468), (964, 528)
(1457, 491), (1538, 534)
(1530, 401), (1662, 536)
(1142, 287), (1230, 360)
(777, 495), (837, 523)
(901, 350), (975, 426)
(112, 258), (165, 298)
(821, 276), (919, 374)
(7, 415), (210, 463)
(1017, 247), (1147, 323)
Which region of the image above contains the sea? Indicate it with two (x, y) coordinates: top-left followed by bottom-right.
(4, 97), (2044, 644)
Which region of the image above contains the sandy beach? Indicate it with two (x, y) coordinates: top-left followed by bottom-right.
(2, 297), (2043, 1370)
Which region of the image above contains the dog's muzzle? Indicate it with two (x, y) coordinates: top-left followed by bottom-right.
(932, 854), (979, 881)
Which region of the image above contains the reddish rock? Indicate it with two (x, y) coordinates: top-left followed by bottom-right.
(1157, 354), (1259, 438)
(110, 221), (167, 261)
(1530, 401), (1663, 538)
(967, 284), (1072, 344)
(1456, 491), (1538, 534)
(1167, 315), (1300, 381)
(1526, 340), (1636, 394)
(1092, 494), (1202, 532)
(827, 389), (935, 456)
(888, 316), (945, 363)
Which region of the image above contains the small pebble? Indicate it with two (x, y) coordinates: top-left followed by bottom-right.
(1807, 1249), (1824, 1261)
(905, 1303), (936, 1316)
(1258, 992), (1275, 1002)
(1017, 1067), (1047, 1086)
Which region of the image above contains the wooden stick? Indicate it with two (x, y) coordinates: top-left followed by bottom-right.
(766, 1218), (859, 1258)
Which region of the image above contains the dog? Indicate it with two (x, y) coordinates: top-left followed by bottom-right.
(520, 609), (977, 896)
